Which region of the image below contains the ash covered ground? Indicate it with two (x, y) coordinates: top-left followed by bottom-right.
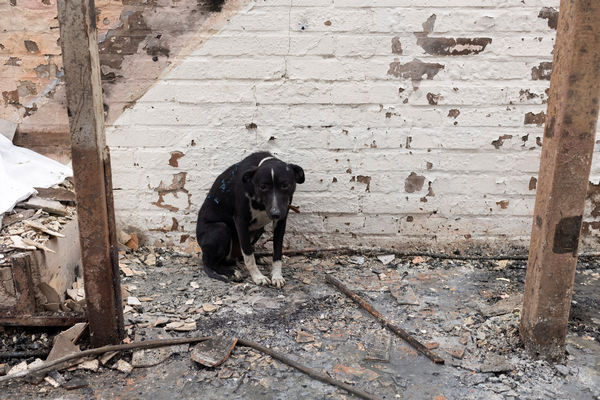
(2, 248), (599, 399)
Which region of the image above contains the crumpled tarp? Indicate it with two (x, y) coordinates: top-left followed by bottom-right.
(0, 134), (72, 214)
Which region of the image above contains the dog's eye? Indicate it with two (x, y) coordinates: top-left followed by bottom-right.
(259, 184), (268, 191)
(281, 183), (289, 190)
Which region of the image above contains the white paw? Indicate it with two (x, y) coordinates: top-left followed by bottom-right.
(271, 275), (285, 288)
(252, 273), (271, 286)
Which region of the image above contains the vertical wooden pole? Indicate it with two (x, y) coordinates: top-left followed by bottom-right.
(56, 0), (124, 346)
(520, 0), (600, 361)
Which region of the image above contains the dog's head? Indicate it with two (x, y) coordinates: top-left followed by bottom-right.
(243, 159), (304, 221)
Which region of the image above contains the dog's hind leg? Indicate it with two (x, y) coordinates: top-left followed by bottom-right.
(198, 222), (237, 281)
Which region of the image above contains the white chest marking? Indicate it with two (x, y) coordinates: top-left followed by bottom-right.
(249, 201), (270, 230)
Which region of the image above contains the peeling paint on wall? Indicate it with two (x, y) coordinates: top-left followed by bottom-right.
(531, 62), (553, 80)
(387, 59), (444, 87)
(538, 7), (558, 29)
(524, 111), (546, 126)
(405, 172), (425, 193)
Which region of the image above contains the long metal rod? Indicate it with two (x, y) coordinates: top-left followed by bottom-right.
(326, 275), (445, 364)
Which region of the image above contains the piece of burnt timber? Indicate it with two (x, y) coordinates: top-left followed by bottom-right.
(56, 0), (124, 346)
(520, 0), (600, 361)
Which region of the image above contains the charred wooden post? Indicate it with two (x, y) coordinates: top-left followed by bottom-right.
(520, 0), (600, 361)
(11, 254), (36, 315)
(56, 0), (124, 346)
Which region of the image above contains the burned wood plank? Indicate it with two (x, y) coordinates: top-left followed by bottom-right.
(34, 187), (76, 203)
(11, 254), (36, 314)
(18, 197), (69, 217)
(520, 0), (600, 361)
(2, 210), (36, 228)
(23, 220), (65, 238)
(56, 0), (124, 346)
(0, 313), (86, 327)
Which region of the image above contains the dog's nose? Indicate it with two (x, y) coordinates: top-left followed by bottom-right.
(270, 208), (281, 220)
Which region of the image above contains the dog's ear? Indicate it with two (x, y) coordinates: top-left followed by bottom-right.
(289, 164), (305, 184)
(243, 168), (257, 183)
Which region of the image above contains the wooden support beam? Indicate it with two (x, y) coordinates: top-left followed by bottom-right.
(11, 254), (36, 315)
(520, 0), (600, 361)
(56, 0), (124, 346)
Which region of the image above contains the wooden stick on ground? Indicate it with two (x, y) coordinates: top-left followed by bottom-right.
(325, 275), (445, 364)
(0, 336), (381, 400)
(0, 337), (211, 385)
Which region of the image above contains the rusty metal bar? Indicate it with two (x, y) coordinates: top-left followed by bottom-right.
(11, 254), (36, 314)
(326, 275), (445, 364)
(56, 0), (124, 346)
(520, 0), (600, 361)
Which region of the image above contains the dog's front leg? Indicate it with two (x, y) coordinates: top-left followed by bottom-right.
(271, 219), (286, 288)
(234, 217), (270, 286)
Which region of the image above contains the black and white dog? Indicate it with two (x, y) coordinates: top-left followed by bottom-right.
(196, 152), (304, 288)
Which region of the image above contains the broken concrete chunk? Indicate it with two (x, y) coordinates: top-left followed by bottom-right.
(480, 354), (513, 373)
(44, 375), (61, 388)
(295, 330), (315, 343)
(349, 256), (365, 265)
(19, 197), (69, 216)
(191, 336), (238, 368)
(78, 359), (99, 372)
(125, 233), (139, 251)
(7, 360), (28, 375)
(202, 303), (218, 313)
(127, 296), (142, 306)
(115, 359), (133, 374)
(363, 331), (392, 362)
(132, 329), (189, 368)
(117, 230), (132, 245)
(23, 219), (65, 237)
(377, 254), (395, 265)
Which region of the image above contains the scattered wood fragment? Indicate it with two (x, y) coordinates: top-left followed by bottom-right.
(0, 337), (212, 384)
(23, 220), (65, 238)
(21, 237), (55, 253)
(2, 210), (36, 228)
(9, 236), (36, 250)
(18, 197), (69, 217)
(0, 335), (381, 400)
(325, 275), (445, 364)
(34, 187), (76, 203)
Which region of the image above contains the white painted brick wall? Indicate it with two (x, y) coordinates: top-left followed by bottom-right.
(107, 0), (600, 251)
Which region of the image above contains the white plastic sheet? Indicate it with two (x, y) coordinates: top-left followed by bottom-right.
(0, 134), (72, 214)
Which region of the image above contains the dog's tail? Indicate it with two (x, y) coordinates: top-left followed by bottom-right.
(203, 264), (232, 282)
